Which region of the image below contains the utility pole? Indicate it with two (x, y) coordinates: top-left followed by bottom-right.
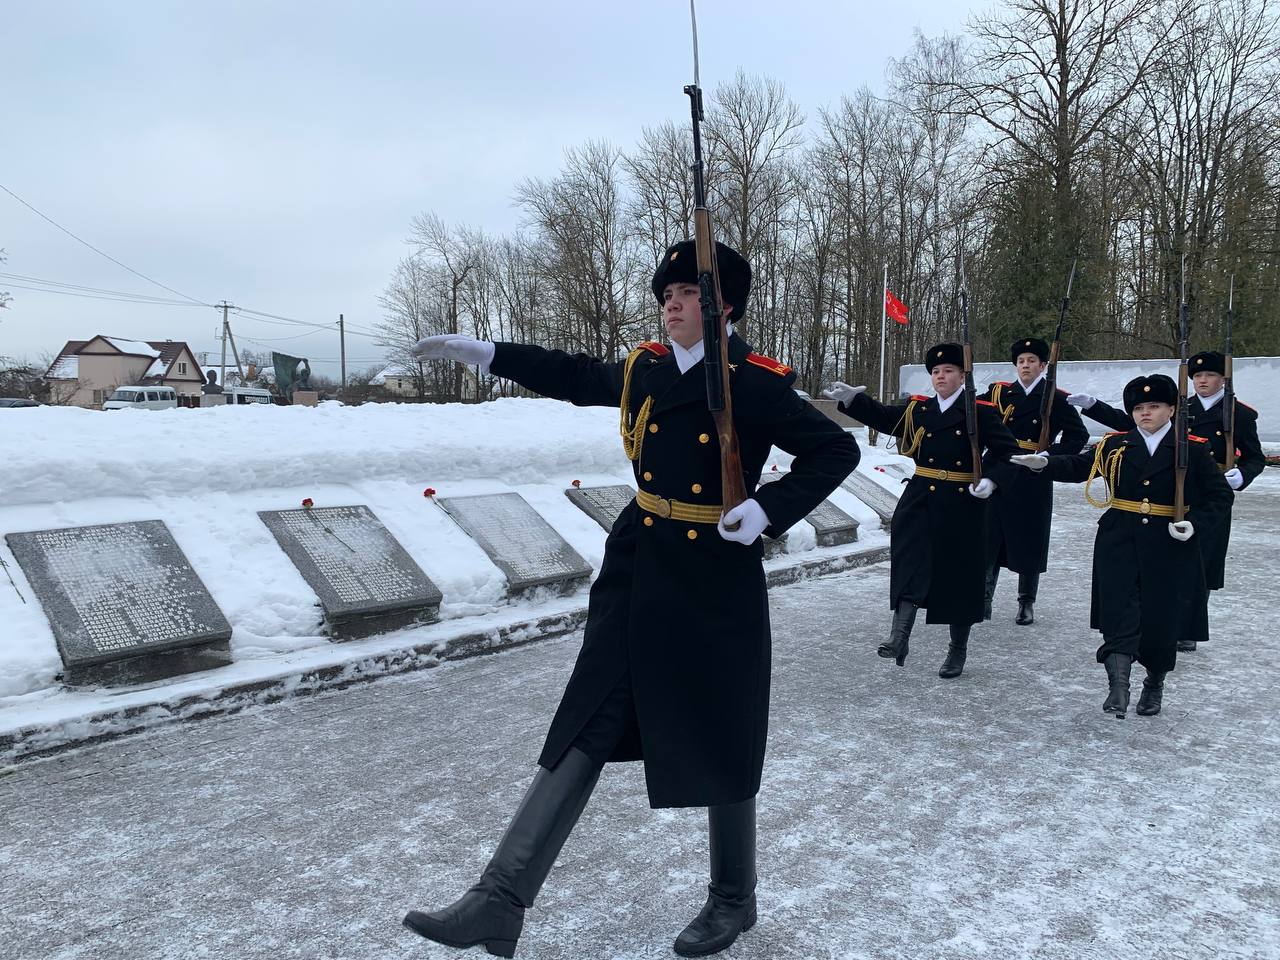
(338, 314), (347, 397)
(217, 301), (232, 388)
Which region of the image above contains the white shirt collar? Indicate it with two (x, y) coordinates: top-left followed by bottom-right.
(1198, 387), (1225, 410)
(669, 324), (733, 375)
(1138, 420), (1172, 455)
(935, 388), (963, 413)
(1017, 371), (1047, 395)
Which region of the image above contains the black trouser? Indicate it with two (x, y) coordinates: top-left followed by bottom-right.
(567, 672), (641, 767)
(984, 564), (1040, 603)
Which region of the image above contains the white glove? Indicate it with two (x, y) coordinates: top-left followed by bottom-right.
(1066, 392), (1097, 410)
(409, 334), (496, 372)
(967, 478), (996, 499)
(1224, 468), (1244, 490)
(821, 382), (867, 405)
(1011, 453), (1049, 471)
(1168, 520), (1195, 541)
(717, 498), (770, 544)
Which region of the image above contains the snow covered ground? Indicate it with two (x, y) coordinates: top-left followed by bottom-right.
(2, 471), (1276, 959)
(0, 400), (896, 743)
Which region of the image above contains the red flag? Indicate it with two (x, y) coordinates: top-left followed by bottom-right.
(885, 289), (909, 326)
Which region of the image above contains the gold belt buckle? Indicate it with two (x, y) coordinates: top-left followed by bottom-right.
(1139, 501), (1151, 515)
(938, 469), (950, 480)
(654, 497), (672, 519)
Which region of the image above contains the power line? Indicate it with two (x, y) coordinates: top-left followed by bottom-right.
(0, 281), (212, 307)
(0, 182), (207, 305)
(0, 272), (212, 306)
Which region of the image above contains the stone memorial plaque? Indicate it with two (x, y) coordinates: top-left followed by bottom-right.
(258, 505), (442, 640)
(758, 473), (860, 547)
(438, 493), (592, 596)
(840, 470), (900, 529)
(564, 484), (636, 532)
(5, 520), (232, 686)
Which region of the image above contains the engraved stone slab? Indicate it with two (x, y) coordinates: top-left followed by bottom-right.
(258, 505), (442, 640)
(564, 484), (636, 533)
(5, 520), (232, 686)
(840, 470), (900, 529)
(758, 473), (860, 547)
(438, 493), (592, 595)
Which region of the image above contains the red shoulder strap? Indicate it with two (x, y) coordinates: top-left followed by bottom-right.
(638, 341), (669, 356)
(745, 352), (792, 376)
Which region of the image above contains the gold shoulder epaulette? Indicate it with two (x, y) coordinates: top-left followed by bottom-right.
(745, 352), (791, 376)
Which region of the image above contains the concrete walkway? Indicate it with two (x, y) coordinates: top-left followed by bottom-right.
(3, 474), (1278, 960)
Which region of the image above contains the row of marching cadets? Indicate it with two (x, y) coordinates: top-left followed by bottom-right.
(826, 338), (1260, 719)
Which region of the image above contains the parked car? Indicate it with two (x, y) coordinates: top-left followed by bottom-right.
(0, 398), (40, 408)
(223, 386), (273, 405)
(102, 386), (178, 410)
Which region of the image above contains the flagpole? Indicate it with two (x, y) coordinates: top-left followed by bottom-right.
(879, 263), (888, 401)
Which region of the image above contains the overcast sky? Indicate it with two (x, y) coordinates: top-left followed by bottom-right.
(2, 1), (972, 377)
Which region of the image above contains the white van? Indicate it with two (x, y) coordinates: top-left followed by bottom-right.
(223, 386), (274, 405)
(102, 386), (178, 410)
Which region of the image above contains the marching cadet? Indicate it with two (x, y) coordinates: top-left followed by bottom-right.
(1067, 351), (1265, 649)
(824, 345), (1018, 679)
(981, 338), (1088, 625)
(1013, 374), (1232, 716)
(401, 240), (859, 958)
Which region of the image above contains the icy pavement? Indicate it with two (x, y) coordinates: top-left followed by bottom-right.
(3, 474), (1278, 960)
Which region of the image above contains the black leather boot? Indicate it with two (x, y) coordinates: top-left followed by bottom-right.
(1136, 670), (1166, 716)
(982, 565), (998, 622)
(674, 798), (757, 957)
(1015, 572), (1038, 625)
(878, 602), (917, 666)
(938, 623), (969, 679)
(1101, 653), (1133, 718)
(403, 747), (602, 958)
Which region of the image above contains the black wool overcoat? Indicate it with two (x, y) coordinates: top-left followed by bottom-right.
(489, 334), (859, 808)
(1084, 395), (1264, 590)
(1045, 429), (1233, 671)
(840, 392), (1018, 625)
(981, 379), (1088, 574)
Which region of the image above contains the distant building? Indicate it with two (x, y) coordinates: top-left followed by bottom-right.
(45, 336), (205, 408)
(371, 363), (481, 400)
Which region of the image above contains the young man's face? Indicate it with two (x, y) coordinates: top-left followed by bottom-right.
(1132, 401), (1174, 431)
(1191, 371), (1224, 396)
(662, 283), (715, 350)
(931, 364), (963, 397)
(1015, 353), (1047, 385)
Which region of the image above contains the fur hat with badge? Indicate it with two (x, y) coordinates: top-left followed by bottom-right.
(1010, 337), (1050, 364)
(924, 342), (965, 372)
(651, 240), (752, 322)
(1188, 351), (1225, 375)
(1122, 374), (1178, 413)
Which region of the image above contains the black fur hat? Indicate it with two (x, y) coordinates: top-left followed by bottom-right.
(1011, 337), (1050, 364)
(1122, 374), (1178, 413)
(650, 240), (752, 322)
(1189, 351), (1226, 376)
(924, 342), (965, 372)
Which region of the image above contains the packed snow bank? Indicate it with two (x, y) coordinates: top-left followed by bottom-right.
(0, 399), (894, 715)
(899, 356), (1280, 441)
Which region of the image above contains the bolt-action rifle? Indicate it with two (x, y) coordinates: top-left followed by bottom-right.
(959, 259), (982, 483)
(1223, 274), (1236, 472)
(1036, 258), (1076, 453)
(1174, 255), (1190, 522)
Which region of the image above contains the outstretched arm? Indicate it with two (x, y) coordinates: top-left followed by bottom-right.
(487, 342), (627, 408)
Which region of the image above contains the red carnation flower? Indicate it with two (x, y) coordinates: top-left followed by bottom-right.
(423, 487), (436, 498)
(571, 479), (582, 488)
(301, 497), (314, 508)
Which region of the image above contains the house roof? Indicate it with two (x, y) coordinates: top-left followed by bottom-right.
(45, 337), (203, 382)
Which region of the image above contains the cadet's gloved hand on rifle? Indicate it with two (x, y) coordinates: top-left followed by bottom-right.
(967, 478), (997, 499)
(1010, 453), (1049, 471)
(1066, 392), (1097, 409)
(1168, 520), (1195, 541)
(717, 499), (770, 545)
(1224, 467), (1244, 490)
(820, 382), (867, 406)
(409, 334), (496, 372)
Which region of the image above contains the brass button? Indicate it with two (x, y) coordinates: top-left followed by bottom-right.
(643, 516), (654, 527)
(1032, 419), (1038, 424)
(687, 529), (698, 540)
(1216, 430), (1222, 436)
(698, 433), (710, 444)
(691, 483), (702, 494)
(648, 423), (659, 433)
(1141, 517), (1149, 524)
(938, 470), (950, 480)
(955, 460), (962, 467)
(643, 471), (653, 481)
(929, 485), (936, 492)
(1143, 480), (1150, 486)
(956, 429), (962, 436)
(928, 458), (935, 463)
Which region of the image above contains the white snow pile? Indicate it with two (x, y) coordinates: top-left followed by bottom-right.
(0, 399), (894, 726)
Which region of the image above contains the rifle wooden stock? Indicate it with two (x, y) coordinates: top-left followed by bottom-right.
(1174, 357), (1189, 522)
(1036, 340), (1061, 453)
